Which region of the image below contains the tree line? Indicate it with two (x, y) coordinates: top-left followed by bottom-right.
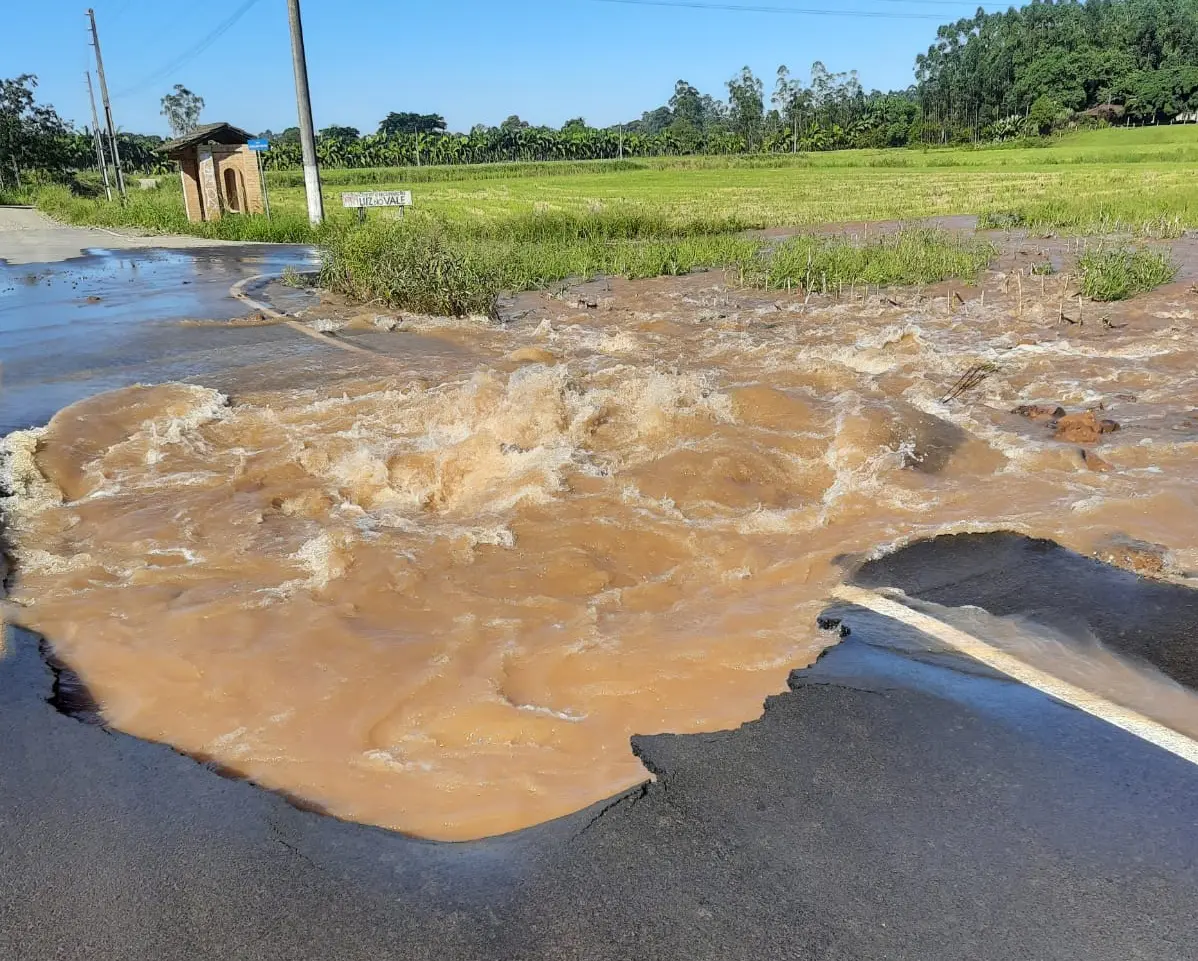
(254, 66), (922, 171)
(4, 0), (1198, 186)
(916, 0), (1198, 139)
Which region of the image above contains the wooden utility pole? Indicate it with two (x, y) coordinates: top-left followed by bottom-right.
(87, 8), (126, 199)
(85, 71), (113, 201)
(286, 0), (324, 225)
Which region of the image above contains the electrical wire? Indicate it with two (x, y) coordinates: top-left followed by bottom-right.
(589, 0), (976, 18)
(107, 0), (137, 27)
(112, 0), (265, 99)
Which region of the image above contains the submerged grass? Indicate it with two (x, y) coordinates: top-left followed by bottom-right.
(979, 200), (1188, 238)
(1077, 247), (1179, 301)
(744, 228), (996, 292)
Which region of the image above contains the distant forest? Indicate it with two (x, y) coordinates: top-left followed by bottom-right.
(4, 0), (1198, 183)
(259, 0), (1198, 167)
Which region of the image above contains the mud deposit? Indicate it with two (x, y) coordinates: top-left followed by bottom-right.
(4, 235), (1198, 841)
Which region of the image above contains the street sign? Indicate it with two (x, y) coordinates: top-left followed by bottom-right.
(247, 138), (269, 152)
(341, 190), (413, 208)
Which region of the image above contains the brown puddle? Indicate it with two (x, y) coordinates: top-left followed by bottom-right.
(4, 232), (1198, 841)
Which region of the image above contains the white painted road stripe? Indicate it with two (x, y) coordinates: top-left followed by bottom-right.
(229, 274), (382, 358)
(832, 584), (1198, 767)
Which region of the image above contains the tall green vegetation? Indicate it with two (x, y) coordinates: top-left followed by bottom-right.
(8, 1), (1198, 183)
(318, 219), (993, 317)
(1077, 247), (1179, 300)
(30, 133), (1198, 242)
(744, 229), (996, 291)
(317, 213), (762, 316)
(0, 75), (73, 188)
(0, 74), (168, 185)
(30, 183), (320, 242)
(918, 0), (1198, 139)
(261, 0), (1198, 168)
(160, 85), (205, 139)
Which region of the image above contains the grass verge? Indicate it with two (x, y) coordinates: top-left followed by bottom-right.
(318, 217), (763, 316)
(319, 219), (996, 316)
(1077, 248), (1179, 301)
(27, 184), (332, 243)
(0, 186), (36, 205)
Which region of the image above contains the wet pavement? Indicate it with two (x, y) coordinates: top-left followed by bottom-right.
(0, 245), (318, 432)
(853, 531), (1198, 690)
(2, 535), (1198, 960)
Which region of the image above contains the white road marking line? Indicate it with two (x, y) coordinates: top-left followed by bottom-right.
(229, 274), (381, 358)
(832, 584), (1198, 767)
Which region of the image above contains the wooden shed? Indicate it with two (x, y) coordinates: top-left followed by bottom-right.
(160, 123), (265, 223)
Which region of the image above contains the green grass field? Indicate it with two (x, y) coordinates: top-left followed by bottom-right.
(25, 125), (1198, 239)
(18, 125), (1198, 311)
(267, 126), (1198, 234)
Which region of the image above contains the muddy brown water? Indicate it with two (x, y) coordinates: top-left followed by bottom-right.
(4, 231), (1198, 841)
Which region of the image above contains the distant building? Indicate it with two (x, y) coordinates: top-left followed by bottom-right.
(160, 123), (265, 223)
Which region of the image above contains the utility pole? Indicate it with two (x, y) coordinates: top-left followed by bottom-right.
(287, 0), (324, 225)
(85, 71), (113, 202)
(87, 8), (126, 200)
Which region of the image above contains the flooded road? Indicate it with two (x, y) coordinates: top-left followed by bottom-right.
(4, 231), (1198, 841)
(0, 245), (317, 432)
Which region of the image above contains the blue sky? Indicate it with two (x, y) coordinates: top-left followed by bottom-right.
(3, 0), (1004, 137)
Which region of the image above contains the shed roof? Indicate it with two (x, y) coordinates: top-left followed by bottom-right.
(160, 123), (252, 155)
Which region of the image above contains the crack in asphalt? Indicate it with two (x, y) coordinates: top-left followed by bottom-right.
(574, 781), (651, 840)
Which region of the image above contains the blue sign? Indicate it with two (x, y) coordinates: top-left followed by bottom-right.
(247, 138), (269, 152)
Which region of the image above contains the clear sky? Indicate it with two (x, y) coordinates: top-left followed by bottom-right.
(3, 0), (1007, 137)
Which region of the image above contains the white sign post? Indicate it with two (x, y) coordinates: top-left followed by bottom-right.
(247, 138), (271, 220)
(341, 190), (413, 223)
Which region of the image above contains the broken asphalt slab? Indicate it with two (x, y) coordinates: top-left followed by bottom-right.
(852, 530), (1198, 690)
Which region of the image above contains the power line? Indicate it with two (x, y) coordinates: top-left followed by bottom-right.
(112, 0), (264, 99)
(108, 0), (136, 26)
(589, 0), (973, 18)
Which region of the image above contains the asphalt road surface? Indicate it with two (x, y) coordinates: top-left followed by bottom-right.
(853, 531), (1198, 690)
(0, 205), (232, 266)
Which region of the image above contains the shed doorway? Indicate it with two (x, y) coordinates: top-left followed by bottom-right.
(223, 167), (242, 213)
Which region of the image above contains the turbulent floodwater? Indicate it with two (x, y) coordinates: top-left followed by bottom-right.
(4, 245), (1198, 840)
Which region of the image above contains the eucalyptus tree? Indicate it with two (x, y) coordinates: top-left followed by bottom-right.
(726, 67), (764, 149)
(160, 85), (204, 138)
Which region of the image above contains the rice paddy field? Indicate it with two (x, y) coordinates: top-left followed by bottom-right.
(22, 125), (1198, 236)
(272, 125), (1198, 233)
(18, 125), (1198, 311)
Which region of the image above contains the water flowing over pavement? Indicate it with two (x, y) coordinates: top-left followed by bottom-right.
(4, 229), (1198, 842)
(0, 240), (319, 432)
